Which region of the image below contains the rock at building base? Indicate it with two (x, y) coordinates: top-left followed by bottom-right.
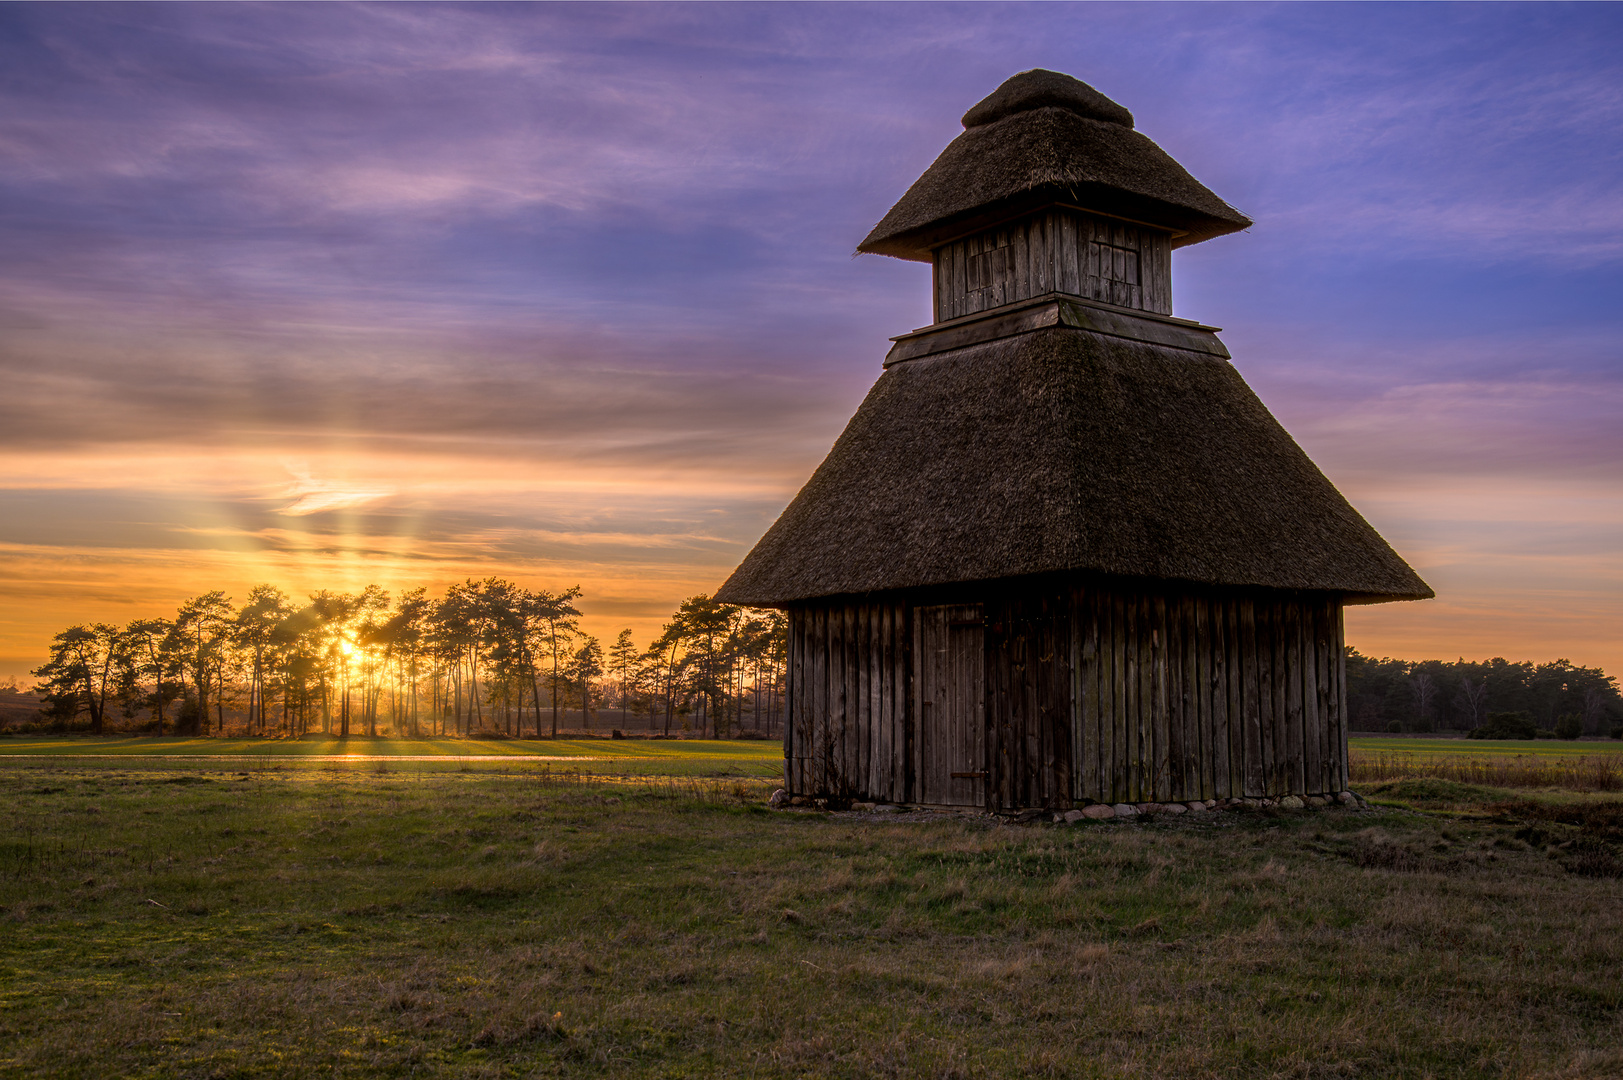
(1081, 804), (1116, 820)
(1062, 809), (1087, 824)
(1112, 803), (1138, 818)
(1278, 795), (1305, 810)
(873, 804), (902, 814)
(769, 788), (789, 809)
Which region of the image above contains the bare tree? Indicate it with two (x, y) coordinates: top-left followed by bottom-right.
(1456, 675), (1488, 731)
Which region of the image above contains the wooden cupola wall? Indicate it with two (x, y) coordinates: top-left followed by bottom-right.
(932, 209), (1171, 321)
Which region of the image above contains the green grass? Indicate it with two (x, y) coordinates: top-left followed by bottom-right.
(1349, 739), (1623, 792)
(0, 735), (783, 778)
(1350, 736), (1623, 757)
(3, 765), (1622, 1078)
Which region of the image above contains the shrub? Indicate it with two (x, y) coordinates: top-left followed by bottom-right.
(1555, 713), (1584, 741)
(1468, 711), (1538, 740)
(1387, 720), (1403, 734)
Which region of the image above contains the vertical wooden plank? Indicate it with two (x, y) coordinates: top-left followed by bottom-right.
(1328, 598), (1342, 793)
(1285, 598), (1306, 795)
(1025, 601), (1043, 807)
(1150, 231), (1172, 315)
(1083, 586), (1103, 804)
(1323, 597), (1338, 793)
(901, 599), (914, 804)
(1187, 593), (1206, 801)
(822, 604), (837, 796)
(1061, 212), (1081, 295)
(808, 606), (824, 795)
(869, 602), (882, 799)
(1031, 213), (1048, 296)
(785, 609), (800, 793)
(1013, 223), (1029, 304)
(1109, 590), (1125, 804)
(1182, 593), (1199, 800)
(1301, 598), (1322, 794)
(1240, 597), (1263, 798)
(1175, 591), (1188, 799)
(1318, 599), (1335, 795)
(861, 603), (876, 800)
(1225, 597), (1244, 799)
(913, 605), (931, 804)
(872, 604), (886, 800)
(985, 600), (1005, 810)
(849, 603), (862, 798)
(1118, 591), (1136, 802)
(1205, 594), (1228, 800)
(1334, 602), (1349, 791)
(1259, 597), (1285, 792)
(887, 601), (899, 800)
(1170, 593), (1185, 801)
(1050, 594), (1073, 808)
(1150, 592), (1169, 802)
(1139, 592), (1156, 803)
(1321, 598), (1336, 794)
(921, 600), (934, 805)
(839, 603), (854, 797)
(884, 602), (899, 801)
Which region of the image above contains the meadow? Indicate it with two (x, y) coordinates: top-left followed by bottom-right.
(4, 741), (1623, 1078)
(0, 734), (783, 779)
(1349, 737), (1623, 792)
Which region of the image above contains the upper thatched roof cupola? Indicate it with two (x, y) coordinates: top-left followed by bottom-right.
(861, 69), (1252, 322)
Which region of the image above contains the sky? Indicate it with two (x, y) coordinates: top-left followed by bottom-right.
(2, 2), (1620, 682)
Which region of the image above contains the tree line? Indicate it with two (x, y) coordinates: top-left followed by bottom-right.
(28, 582), (787, 739)
(1346, 648), (1622, 736)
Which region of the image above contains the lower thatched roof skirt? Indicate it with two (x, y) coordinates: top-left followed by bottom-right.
(714, 325), (1433, 607)
(719, 569), (1428, 612)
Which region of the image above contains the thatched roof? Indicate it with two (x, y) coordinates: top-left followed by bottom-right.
(859, 70), (1252, 262)
(715, 325), (1432, 606)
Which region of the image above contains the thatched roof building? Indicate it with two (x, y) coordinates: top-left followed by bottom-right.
(717, 70), (1430, 811)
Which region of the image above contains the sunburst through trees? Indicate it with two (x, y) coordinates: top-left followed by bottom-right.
(28, 582), (787, 739)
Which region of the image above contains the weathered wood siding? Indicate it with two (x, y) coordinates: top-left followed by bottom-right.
(1069, 585), (1346, 804)
(784, 584), (1347, 807)
(985, 592), (1073, 809)
(932, 209), (1173, 322)
(785, 600), (909, 801)
(913, 604), (987, 807)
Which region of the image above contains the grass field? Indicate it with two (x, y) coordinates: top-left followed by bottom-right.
(4, 761), (1623, 1078)
(0, 735), (784, 779)
(1349, 736), (1623, 758)
(1348, 737), (1623, 792)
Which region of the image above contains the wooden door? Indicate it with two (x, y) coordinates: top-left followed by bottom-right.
(914, 604), (986, 806)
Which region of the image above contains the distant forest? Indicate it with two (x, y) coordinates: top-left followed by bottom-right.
(24, 581), (786, 739)
(1347, 648), (1622, 735)
(17, 589), (1622, 740)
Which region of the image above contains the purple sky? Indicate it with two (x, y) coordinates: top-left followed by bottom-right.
(2, 2), (1620, 677)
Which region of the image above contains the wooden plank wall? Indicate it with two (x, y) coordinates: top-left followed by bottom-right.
(932, 209), (1173, 322)
(785, 585), (1347, 808)
(913, 605), (988, 807)
(1071, 585), (1346, 804)
(785, 600), (909, 801)
(985, 593), (1073, 809)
